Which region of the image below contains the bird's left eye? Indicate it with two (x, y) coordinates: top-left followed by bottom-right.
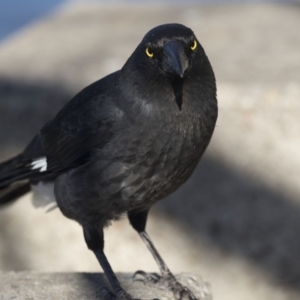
(145, 47), (154, 58)
(190, 40), (197, 51)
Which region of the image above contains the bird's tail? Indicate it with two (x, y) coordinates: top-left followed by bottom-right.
(0, 156), (32, 206)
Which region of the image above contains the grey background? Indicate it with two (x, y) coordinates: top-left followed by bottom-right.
(0, 2), (299, 300)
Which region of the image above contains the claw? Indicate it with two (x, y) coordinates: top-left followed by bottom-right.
(132, 270), (147, 281)
(115, 287), (136, 300)
(172, 284), (198, 300)
(133, 270), (160, 285)
(133, 270), (199, 300)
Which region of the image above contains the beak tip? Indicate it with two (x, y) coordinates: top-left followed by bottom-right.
(174, 67), (185, 79)
(178, 71), (185, 79)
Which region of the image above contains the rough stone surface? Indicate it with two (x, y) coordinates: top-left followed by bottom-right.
(0, 272), (211, 300)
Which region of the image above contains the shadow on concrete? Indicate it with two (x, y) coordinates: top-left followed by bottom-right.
(81, 273), (110, 299)
(0, 218), (31, 270)
(0, 77), (300, 293)
(158, 156), (300, 291)
(0, 77), (73, 270)
(0, 77), (72, 157)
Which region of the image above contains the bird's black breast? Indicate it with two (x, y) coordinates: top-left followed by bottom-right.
(95, 89), (217, 211)
(55, 78), (217, 226)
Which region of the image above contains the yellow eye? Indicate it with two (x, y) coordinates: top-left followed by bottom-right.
(145, 47), (154, 58)
(190, 40), (197, 51)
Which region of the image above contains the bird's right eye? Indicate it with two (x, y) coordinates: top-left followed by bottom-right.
(190, 40), (197, 51)
(145, 47), (154, 58)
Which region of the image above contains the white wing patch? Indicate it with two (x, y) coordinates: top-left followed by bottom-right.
(31, 157), (47, 172)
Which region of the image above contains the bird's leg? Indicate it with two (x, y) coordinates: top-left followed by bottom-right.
(83, 226), (135, 300)
(128, 210), (198, 300)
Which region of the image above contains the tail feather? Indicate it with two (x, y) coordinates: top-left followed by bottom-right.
(0, 156), (20, 189)
(0, 182), (31, 206)
(0, 156), (32, 204)
(0, 155), (39, 189)
(0, 154), (53, 205)
(0, 155), (20, 174)
(0, 172), (37, 189)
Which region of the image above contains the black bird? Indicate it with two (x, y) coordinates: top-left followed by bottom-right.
(0, 24), (217, 300)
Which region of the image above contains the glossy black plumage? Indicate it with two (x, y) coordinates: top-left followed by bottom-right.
(0, 24), (217, 299)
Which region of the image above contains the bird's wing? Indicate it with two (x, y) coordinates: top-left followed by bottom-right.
(22, 73), (120, 179)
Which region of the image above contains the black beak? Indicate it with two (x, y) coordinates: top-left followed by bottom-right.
(162, 41), (189, 78)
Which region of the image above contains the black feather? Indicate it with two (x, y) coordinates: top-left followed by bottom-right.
(21, 73), (118, 177)
(0, 182), (31, 206)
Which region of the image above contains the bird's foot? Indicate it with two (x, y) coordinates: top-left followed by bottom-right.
(133, 271), (198, 300)
(97, 286), (139, 300)
(170, 282), (198, 300)
(133, 271), (162, 287)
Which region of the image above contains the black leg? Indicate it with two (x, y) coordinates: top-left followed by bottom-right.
(128, 209), (171, 276)
(83, 226), (134, 300)
(128, 210), (198, 300)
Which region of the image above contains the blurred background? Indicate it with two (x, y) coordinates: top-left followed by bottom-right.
(0, 1), (300, 299)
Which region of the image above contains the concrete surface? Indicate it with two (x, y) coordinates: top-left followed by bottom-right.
(0, 272), (211, 300)
(0, 3), (300, 300)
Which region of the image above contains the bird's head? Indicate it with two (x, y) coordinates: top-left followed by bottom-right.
(142, 24), (196, 79)
(122, 23), (216, 110)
